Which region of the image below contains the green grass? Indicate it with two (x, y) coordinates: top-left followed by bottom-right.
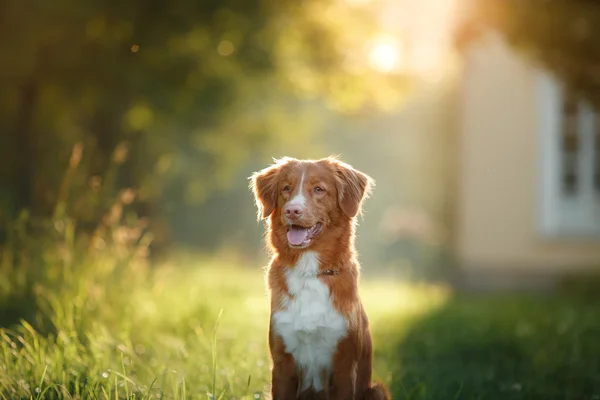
(0, 255), (275, 399)
(0, 248), (446, 400)
(376, 292), (600, 400)
(2, 244), (600, 399)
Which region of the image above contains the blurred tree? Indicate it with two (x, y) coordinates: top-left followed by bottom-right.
(460, 0), (600, 104)
(0, 0), (411, 251)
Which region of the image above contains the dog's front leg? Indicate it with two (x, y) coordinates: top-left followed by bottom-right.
(271, 355), (298, 400)
(329, 337), (358, 400)
(269, 328), (298, 400)
(330, 364), (357, 400)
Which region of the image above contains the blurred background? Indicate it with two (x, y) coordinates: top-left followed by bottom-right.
(2, 0), (600, 398)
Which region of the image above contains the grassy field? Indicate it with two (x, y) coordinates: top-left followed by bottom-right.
(0, 248), (445, 400)
(2, 247), (600, 399)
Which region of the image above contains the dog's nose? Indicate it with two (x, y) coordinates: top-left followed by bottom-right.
(285, 205), (303, 219)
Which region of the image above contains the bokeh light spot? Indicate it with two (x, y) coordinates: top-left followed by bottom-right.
(217, 40), (235, 56)
(124, 104), (154, 131)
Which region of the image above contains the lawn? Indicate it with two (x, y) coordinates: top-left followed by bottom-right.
(379, 292), (600, 400)
(1, 250), (600, 399)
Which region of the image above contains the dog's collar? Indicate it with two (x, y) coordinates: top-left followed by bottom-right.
(317, 268), (340, 277)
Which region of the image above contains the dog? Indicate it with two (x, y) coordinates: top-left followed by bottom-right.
(250, 156), (390, 400)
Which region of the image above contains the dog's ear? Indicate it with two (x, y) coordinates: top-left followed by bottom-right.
(249, 158), (293, 220)
(249, 165), (280, 220)
(330, 158), (375, 219)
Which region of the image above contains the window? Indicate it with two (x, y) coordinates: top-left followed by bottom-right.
(538, 73), (600, 238)
(560, 89), (578, 196)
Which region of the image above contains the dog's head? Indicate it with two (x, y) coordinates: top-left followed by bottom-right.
(249, 156), (374, 250)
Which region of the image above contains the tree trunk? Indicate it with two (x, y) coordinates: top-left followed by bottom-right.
(15, 80), (38, 213)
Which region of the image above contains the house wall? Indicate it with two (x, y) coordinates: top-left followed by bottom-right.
(455, 31), (600, 289)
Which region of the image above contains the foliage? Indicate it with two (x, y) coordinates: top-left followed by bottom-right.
(465, 0), (600, 104)
(0, 148), (269, 397)
(0, 254), (272, 398)
(0, 0), (411, 251)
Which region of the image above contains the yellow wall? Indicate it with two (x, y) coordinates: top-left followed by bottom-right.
(455, 31), (600, 276)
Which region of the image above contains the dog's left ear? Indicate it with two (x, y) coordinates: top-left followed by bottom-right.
(331, 159), (375, 219)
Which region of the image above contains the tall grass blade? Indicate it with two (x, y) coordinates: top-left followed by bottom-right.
(211, 309), (224, 400)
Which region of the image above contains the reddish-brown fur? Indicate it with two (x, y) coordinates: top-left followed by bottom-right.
(250, 156), (390, 400)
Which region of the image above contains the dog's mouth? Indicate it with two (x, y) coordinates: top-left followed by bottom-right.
(286, 223), (323, 248)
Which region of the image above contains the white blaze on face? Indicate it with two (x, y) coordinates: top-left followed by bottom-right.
(285, 167), (318, 247)
(288, 170), (306, 209)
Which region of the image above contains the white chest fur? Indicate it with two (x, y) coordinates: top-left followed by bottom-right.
(272, 251), (348, 392)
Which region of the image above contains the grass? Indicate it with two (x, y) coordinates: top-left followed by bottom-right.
(0, 244), (447, 400)
(376, 292), (600, 400)
(0, 254), (274, 399)
(3, 252), (600, 400)
(1, 217), (600, 399)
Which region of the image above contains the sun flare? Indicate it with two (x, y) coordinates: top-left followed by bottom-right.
(368, 35), (400, 73)
(359, 0), (459, 80)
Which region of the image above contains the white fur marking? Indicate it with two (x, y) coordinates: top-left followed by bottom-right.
(288, 171), (306, 208)
(272, 251), (348, 392)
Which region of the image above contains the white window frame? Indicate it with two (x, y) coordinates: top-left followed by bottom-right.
(538, 72), (600, 239)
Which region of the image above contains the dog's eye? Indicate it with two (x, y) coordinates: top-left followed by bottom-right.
(314, 186), (324, 193)
(283, 185), (291, 192)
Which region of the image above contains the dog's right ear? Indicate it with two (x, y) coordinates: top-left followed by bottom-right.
(249, 162), (283, 220)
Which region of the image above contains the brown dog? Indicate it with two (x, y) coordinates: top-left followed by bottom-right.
(250, 156), (390, 400)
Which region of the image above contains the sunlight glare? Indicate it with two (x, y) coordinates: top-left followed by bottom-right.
(368, 35), (400, 73)
(365, 0), (459, 80)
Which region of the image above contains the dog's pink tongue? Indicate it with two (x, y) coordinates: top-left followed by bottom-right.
(287, 226), (308, 246)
